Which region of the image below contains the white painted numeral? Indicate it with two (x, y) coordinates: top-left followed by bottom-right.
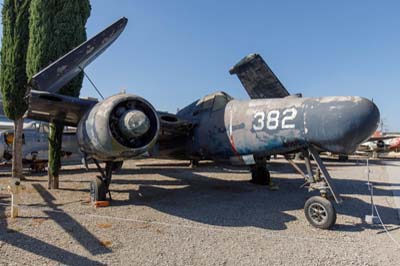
(253, 112), (265, 130)
(282, 108), (297, 129)
(253, 108), (298, 131)
(266, 110), (280, 130)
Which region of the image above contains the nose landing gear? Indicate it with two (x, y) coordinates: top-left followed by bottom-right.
(304, 196), (337, 229)
(287, 146), (342, 229)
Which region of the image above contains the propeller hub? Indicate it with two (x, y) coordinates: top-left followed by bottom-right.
(118, 110), (150, 138)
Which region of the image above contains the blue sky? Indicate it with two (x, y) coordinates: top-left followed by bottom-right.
(3, 1), (400, 131)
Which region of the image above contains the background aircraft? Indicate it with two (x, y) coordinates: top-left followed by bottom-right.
(358, 131), (400, 156)
(24, 18), (379, 229)
(0, 121), (81, 171)
(0, 100), (81, 170)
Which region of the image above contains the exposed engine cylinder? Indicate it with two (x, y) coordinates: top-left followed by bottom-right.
(77, 94), (159, 160)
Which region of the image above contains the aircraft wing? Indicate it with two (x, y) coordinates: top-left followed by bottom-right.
(229, 54), (290, 99)
(367, 136), (397, 142)
(28, 17), (128, 93)
(26, 90), (97, 127)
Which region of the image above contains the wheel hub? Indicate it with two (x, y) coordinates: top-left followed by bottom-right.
(308, 202), (328, 225)
(90, 182), (95, 201)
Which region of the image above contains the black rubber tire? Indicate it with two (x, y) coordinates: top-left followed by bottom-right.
(189, 160), (199, 168)
(90, 177), (107, 202)
(304, 196), (336, 229)
(250, 165), (270, 185)
(111, 161), (124, 173)
(338, 155), (348, 162)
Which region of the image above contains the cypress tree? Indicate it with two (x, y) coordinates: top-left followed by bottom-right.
(26, 0), (91, 189)
(0, 0), (31, 179)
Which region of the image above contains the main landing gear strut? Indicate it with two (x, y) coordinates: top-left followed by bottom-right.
(286, 146), (342, 229)
(90, 160), (113, 202)
(250, 156), (270, 185)
(89, 159), (125, 202)
(250, 156), (278, 190)
(250, 163), (270, 185)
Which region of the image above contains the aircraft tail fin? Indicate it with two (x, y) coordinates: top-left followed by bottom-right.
(29, 17), (128, 94)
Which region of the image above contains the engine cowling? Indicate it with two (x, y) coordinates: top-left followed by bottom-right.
(77, 94), (159, 160)
(376, 140), (385, 149)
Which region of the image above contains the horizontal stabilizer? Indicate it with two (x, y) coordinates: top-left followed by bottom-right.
(229, 54), (290, 99)
(26, 90), (97, 126)
(29, 17), (128, 93)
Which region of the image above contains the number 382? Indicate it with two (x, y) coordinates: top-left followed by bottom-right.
(253, 108), (298, 131)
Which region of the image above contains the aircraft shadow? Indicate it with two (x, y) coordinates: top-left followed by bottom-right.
(114, 173), (299, 231)
(109, 167), (399, 232)
(114, 165), (400, 197)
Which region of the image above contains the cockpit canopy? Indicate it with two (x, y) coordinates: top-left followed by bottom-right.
(178, 91), (233, 118)
(196, 91), (233, 112)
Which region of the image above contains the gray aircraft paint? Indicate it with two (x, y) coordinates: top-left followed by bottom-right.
(24, 17), (380, 166)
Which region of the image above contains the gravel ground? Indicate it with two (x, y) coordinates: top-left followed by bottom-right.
(0, 157), (399, 266)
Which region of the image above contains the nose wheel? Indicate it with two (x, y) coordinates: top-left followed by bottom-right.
(286, 146), (342, 229)
(304, 196), (337, 229)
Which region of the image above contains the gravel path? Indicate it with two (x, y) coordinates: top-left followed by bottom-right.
(0, 157), (399, 265)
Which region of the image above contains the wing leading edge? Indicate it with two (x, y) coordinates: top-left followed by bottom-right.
(25, 17), (128, 126)
(229, 53), (290, 99)
(29, 17), (128, 93)
(26, 90), (97, 127)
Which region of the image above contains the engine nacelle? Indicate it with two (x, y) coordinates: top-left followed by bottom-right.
(376, 140), (385, 149)
(77, 94), (159, 161)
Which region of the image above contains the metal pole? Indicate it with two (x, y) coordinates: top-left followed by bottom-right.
(365, 158), (378, 224)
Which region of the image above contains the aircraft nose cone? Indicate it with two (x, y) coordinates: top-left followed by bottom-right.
(118, 110), (151, 138)
(305, 97), (380, 154)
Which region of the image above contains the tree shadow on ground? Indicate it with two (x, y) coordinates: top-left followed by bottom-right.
(31, 184), (112, 256)
(0, 196), (106, 265)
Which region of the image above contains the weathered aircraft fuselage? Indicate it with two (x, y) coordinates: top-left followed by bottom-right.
(23, 17), (382, 228)
(180, 93), (379, 162)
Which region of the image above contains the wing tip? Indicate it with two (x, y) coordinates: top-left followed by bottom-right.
(28, 17), (129, 93)
(119, 17), (129, 27)
(229, 53), (260, 75)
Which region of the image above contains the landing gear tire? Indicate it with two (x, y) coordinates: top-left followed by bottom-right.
(251, 166), (270, 185)
(304, 196), (336, 229)
(111, 161), (124, 173)
(90, 177), (107, 202)
(189, 160), (199, 168)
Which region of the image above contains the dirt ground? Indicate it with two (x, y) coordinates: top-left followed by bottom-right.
(0, 157), (399, 266)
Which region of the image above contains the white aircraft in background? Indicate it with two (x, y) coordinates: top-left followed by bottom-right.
(357, 131), (400, 157)
(0, 116), (81, 171)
